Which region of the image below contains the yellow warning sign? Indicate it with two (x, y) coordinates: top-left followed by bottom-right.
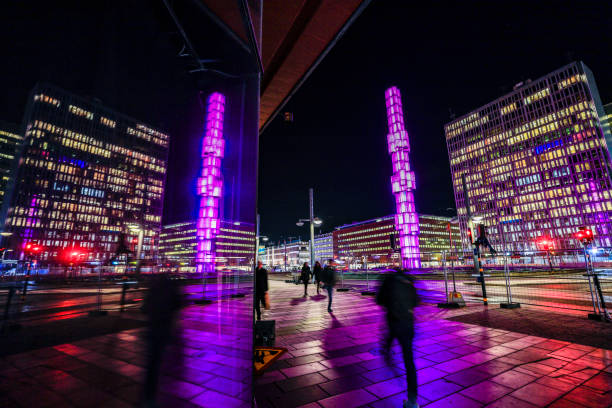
(254, 347), (287, 375)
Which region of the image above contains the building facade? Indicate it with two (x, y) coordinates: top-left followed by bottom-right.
(159, 220), (255, 271)
(332, 214), (460, 267)
(312, 232), (333, 263)
(0, 121), (23, 211)
(446, 62), (612, 252)
(261, 240), (309, 271)
(2, 84), (169, 263)
(602, 103), (612, 142)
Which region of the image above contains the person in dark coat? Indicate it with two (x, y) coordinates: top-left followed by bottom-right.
(313, 261), (323, 294)
(300, 262), (311, 297)
(376, 268), (419, 408)
(255, 261), (269, 320)
(142, 273), (182, 407)
(321, 259), (337, 312)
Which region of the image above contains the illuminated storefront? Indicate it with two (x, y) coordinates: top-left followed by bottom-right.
(2, 84), (168, 263)
(446, 62), (612, 251)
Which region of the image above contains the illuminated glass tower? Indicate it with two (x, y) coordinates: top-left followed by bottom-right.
(446, 62), (612, 251)
(385, 86), (420, 268)
(196, 92), (226, 273)
(2, 84), (168, 262)
(0, 121), (23, 211)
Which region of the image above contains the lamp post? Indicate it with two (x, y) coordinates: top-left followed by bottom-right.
(296, 188), (322, 271)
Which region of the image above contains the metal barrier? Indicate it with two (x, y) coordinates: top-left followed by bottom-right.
(325, 249), (611, 321)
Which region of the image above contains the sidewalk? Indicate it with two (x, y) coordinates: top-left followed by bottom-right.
(0, 295), (253, 407)
(255, 280), (612, 407)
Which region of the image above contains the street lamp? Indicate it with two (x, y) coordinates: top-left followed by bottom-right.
(296, 188), (322, 270)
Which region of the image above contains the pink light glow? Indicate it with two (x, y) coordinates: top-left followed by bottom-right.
(385, 86), (420, 269)
(196, 92), (226, 273)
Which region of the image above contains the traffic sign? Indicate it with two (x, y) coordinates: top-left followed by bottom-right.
(254, 347), (287, 375)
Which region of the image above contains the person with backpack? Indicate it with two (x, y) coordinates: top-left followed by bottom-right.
(321, 259), (337, 312)
(300, 262), (312, 297)
(313, 261), (323, 294)
(376, 268), (419, 408)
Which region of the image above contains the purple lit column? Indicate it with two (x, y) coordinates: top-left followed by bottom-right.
(196, 93), (226, 274)
(385, 86), (420, 269)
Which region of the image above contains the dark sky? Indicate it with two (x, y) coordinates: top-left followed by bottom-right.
(1, 1), (611, 244)
(259, 0), (612, 242)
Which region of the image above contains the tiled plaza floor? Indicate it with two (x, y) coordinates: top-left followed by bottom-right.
(255, 280), (612, 408)
(0, 294), (253, 408)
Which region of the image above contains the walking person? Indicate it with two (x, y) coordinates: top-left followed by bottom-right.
(376, 268), (419, 408)
(313, 261), (323, 295)
(300, 262), (311, 297)
(322, 259), (337, 312)
(255, 261), (269, 321)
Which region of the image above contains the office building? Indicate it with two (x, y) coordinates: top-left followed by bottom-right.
(261, 240), (309, 271)
(312, 232), (333, 263)
(333, 214), (460, 267)
(2, 84), (169, 263)
(602, 102), (612, 141)
(159, 220), (255, 271)
(445, 62), (612, 251)
(0, 121), (23, 211)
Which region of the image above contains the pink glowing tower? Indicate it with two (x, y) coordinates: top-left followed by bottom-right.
(196, 92), (226, 273)
(385, 86), (420, 269)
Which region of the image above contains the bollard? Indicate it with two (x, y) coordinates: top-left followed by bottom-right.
(120, 282), (128, 313)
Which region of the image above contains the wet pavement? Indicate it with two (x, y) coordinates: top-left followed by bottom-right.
(255, 280), (612, 407)
(0, 292), (253, 407)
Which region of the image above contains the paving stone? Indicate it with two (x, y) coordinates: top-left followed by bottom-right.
(460, 380), (513, 404)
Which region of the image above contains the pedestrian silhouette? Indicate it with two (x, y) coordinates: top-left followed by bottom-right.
(255, 261), (269, 320)
(376, 268), (419, 408)
(300, 262), (311, 297)
(313, 261), (323, 294)
(142, 273), (181, 407)
(321, 259), (337, 312)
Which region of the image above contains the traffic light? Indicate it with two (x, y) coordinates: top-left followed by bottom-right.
(467, 227), (473, 243)
(25, 242), (43, 254)
(536, 236), (553, 250)
(575, 227), (594, 246)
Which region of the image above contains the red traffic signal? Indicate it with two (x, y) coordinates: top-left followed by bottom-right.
(25, 242), (43, 254)
(467, 228), (473, 243)
(575, 227), (594, 245)
(536, 236), (553, 250)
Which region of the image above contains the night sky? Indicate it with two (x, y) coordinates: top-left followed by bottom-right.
(259, 1), (612, 242)
(1, 1), (611, 244)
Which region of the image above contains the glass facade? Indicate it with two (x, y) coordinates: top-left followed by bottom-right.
(159, 220), (255, 272)
(446, 62), (612, 252)
(261, 240), (309, 271)
(2, 84), (168, 263)
(312, 232), (334, 263)
(331, 214), (460, 266)
(0, 121), (23, 211)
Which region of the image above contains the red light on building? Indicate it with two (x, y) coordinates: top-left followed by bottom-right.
(575, 227), (594, 245)
(535, 236), (553, 250)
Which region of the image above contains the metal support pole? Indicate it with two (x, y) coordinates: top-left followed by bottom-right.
(477, 248), (488, 305)
(309, 188), (315, 270)
(21, 259), (31, 301)
(584, 248), (599, 315)
(443, 250), (449, 302)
